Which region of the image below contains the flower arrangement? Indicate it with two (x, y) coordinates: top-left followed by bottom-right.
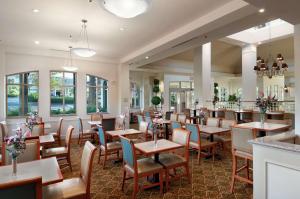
(212, 83), (219, 108)
(199, 110), (207, 126)
(255, 92), (277, 113)
(26, 112), (39, 131)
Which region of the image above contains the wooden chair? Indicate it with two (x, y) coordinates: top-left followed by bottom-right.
(214, 119), (237, 150)
(77, 117), (96, 146)
(186, 123), (217, 164)
(206, 117), (220, 127)
(120, 136), (164, 198)
(230, 126), (255, 193)
(170, 113), (178, 122)
(43, 141), (97, 199)
(139, 121), (152, 141)
(225, 110), (236, 120)
(98, 126), (122, 168)
(48, 118), (63, 146)
(158, 128), (191, 191)
(171, 121), (181, 131)
(0, 121), (8, 142)
(137, 115), (144, 125)
(0, 177), (42, 199)
(31, 123), (45, 137)
(165, 111), (173, 120)
(177, 114), (187, 124)
(242, 110), (253, 123)
(90, 112), (103, 131)
(2, 139), (40, 165)
(43, 126), (74, 171)
(115, 116), (125, 130)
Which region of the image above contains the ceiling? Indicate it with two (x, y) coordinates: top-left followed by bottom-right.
(0, 0), (233, 60)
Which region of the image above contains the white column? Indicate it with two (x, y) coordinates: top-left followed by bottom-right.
(117, 64), (130, 127)
(0, 45), (5, 120)
(294, 24), (300, 133)
(242, 44), (257, 101)
(193, 42), (212, 107)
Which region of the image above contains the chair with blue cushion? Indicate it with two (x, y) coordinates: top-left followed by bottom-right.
(120, 135), (164, 198)
(0, 177), (42, 199)
(137, 115), (144, 125)
(171, 121), (181, 132)
(186, 123), (217, 164)
(98, 126), (122, 168)
(144, 111), (151, 118)
(158, 128), (191, 191)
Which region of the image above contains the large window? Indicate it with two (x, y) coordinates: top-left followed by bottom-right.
(86, 75), (108, 113)
(6, 71), (39, 117)
(50, 71), (76, 115)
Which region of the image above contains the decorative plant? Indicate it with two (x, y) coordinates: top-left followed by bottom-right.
(228, 94), (238, 102)
(255, 92), (277, 124)
(151, 79), (161, 109)
(212, 83), (219, 108)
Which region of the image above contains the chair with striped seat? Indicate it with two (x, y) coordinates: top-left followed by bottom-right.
(120, 135), (164, 198)
(186, 123), (218, 164)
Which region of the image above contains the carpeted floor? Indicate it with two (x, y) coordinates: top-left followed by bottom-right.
(62, 140), (253, 199)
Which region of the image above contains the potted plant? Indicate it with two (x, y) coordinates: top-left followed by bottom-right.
(151, 79), (161, 110)
(255, 92), (277, 125)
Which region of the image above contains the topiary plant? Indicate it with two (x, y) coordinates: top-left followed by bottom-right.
(151, 96), (161, 106)
(152, 86), (160, 93)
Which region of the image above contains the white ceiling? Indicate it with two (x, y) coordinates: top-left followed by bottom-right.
(0, 0), (233, 60)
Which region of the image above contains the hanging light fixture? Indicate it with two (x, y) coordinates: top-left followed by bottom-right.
(253, 22), (288, 79)
(63, 46), (78, 71)
(72, 19), (96, 58)
(100, 0), (151, 18)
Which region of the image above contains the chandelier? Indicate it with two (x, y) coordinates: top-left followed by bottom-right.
(100, 0), (151, 18)
(72, 19), (96, 58)
(253, 21), (288, 79)
(63, 46), (78, 71)
(254, 54), (288, 78)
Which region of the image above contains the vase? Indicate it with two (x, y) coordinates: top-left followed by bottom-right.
(260, 112), (266, 126)
(12, 157), (17, 176)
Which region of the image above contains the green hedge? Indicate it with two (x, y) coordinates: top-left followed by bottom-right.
(51, 108), (76, 115)
(51, 96), (75, 104)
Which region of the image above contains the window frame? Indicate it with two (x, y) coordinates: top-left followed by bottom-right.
(6, 71), (39, 118)
(86, 74), (108, 114)
(50, 70), (77, 116)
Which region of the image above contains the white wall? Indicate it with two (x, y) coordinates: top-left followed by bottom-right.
(1, 47), (119, 136)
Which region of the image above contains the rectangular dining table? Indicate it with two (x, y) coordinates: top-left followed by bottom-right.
(39, 134), (55, 145)
(198, 125), (230, 142)
(235, 122), (290, 136)
(135, 139), (183, 182)
(106, 129), (142, 138)
(0, 157), (63, 186)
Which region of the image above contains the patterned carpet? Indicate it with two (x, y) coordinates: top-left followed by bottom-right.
(62, 140), (253, 199)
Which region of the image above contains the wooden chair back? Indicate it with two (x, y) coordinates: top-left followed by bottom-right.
(31, 123), (45, 137)
(2, 139), (40, 165)
(172, 128), (191, 161)
(206, 117), (220, 127)
(137, 115), (144, 125)
(221, 119), (237, 130)
(56, 118), (63, 137)
(139, 121), (148, 134)
(115, 116), (125, 130)
(91, 113), (103, 122)
(120, 135), (138, 173)
(0, 177), (42, 199)
(177, 114), (187, 124)
(80, 141), (97, 198)
(232, 127), (256, 154)
(65, 126), (74, 153)
(185, 123), (201, 147)
(170, 113), (178, 122)
(98, 126), (107, 149)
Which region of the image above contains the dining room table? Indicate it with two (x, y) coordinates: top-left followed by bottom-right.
(235, 121), (290, 136)
(39, 134), (55, 145)
(152, 118), (171, 140)
(198, 125), (231, 142)
(135, 139), (183, 182)
(0, 157), (63, 186)
(106, 129), (142, 138)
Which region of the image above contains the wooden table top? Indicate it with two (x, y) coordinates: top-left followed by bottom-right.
(135, 139), (183, 155)
(106, 129), (142, 137)
(0, 157), (63, 186)
(266, 112), (285, 115)
(153, 119), (171, 124)
(39, 134), (55, 145)
(235, 122), (290, 131)
(88, 121), (102, 125)
(198, 125), (230, 134)
(234, 110), (253, 113)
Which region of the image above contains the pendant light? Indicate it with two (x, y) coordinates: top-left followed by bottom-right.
(100, 0), (151, 18)
(63, 46), (78, 71)
(72, 19), (96, 58)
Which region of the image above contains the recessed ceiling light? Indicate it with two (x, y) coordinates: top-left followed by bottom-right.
(34, 41), (40, 45)
(32, 9), (40, 13)
(145, 56), (149, 59)
(119, 27), (125, 31)
(259, 8), (265, 13)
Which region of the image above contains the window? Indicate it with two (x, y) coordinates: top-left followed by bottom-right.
(86, 75), (108, 113)
(6, 71), (39, 117)
(50, 71), (76, 115)
(131, 82), (141, 108)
